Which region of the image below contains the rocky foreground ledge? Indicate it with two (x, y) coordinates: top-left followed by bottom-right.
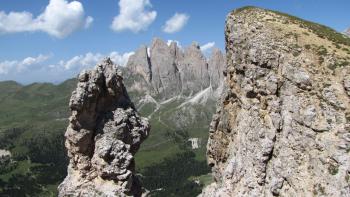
(58, 58), (150, 197)
(201, 7), (350, 197)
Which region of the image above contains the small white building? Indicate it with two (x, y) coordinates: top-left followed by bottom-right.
(188, 138), (201, 149)
(0, 149), (11, 165)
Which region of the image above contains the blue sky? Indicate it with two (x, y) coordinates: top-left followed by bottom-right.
(0, 0), (349, 84)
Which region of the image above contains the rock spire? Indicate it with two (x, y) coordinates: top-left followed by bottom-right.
(58, 58), (150, 197)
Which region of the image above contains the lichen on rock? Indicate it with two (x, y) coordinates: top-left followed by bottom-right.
(58, 58), (150, 197)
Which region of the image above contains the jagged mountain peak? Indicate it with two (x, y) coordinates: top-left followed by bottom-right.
(151, 37), (168, 47)
(169, 40), (180, 49)
(125, 38), (226, 101)
(190, 41), (200, 49)
(184, 42), (205, 59)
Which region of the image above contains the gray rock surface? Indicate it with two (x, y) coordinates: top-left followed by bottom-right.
(58, 58), (150, 197)
(126, 45), (151, 82)
(125, 38), (225, 100)
(208, 48), (226, 89)
(201, 7), (350, 197)
(150, 38), (182, 98)
(180, 42), (211, 95)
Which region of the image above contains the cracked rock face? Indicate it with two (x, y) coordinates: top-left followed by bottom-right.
(201, 7), (350, 197)
(126, 45), (152, 83)
(150, 38), (182, 98)
(125, 38), (225, 100)
(58, 58), (150, 197)
(208, 48), (226, 89)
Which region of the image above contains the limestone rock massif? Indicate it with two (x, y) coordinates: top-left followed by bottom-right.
(123, 39), (226, 135)
(202, 7), (350, 197)
(126, 38), (225, 100)
(58, 58), (150, 197)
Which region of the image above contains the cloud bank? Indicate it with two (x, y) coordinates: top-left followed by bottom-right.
(0, 54), (50, 75)
(0, 51), (133, 84)
(58, 51), (134, 71)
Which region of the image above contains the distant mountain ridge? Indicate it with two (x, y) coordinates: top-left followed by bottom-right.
(125, 38), (225, 100)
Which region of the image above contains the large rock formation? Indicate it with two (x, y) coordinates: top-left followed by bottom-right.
(202, 7), (350, 197)
(208, 48), (226, 89)
(58, 58), (150, 197)
(126, 45), (151, 82)
(180, 42), (211, 95)
(125, 38), (226, 100)
(150, 38), (182, 98)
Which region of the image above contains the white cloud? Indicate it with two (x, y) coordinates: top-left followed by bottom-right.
(85, 16), (94, 28)
(0, 61), (16, 75)
(0, 51), (133, 83)
(18, 54), (51, 72)
(110, 51), (135, 66)
(162, 13), (189, 33)
(200, 42), (215, 53)
(0, 54), (50, 74)
(60, 51), (134, 71)
(0, 0), (93, 38)
(61, 53), (101, 70)
(111, 0), (157, 33)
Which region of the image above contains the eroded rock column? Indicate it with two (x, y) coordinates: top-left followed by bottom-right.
(58, 58), (150, 197)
